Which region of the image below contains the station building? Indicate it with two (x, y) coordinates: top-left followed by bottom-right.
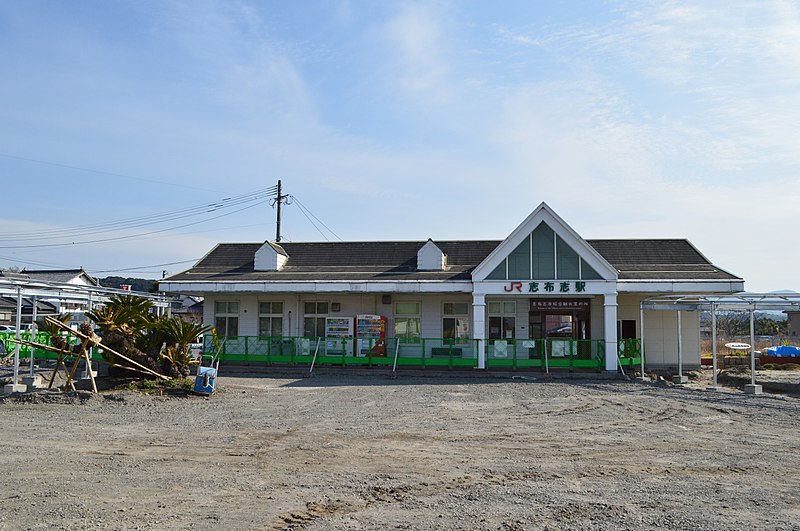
(159, 203), (743, 371)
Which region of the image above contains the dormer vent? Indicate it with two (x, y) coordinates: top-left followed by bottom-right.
(254, 242), (288, 271)
(417, 239), (447, 271)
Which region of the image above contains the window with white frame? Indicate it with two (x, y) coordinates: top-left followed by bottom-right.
(258, 301), (283, 337)
(214, 301), (239, 337)
(442, 302), (470, 342)
(488, 301), (516, 340)
(394, 301), (421, 340)
(303, 301), (328, 337)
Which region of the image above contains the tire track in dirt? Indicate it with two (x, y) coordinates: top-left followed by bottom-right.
(269, 500), (361, 530)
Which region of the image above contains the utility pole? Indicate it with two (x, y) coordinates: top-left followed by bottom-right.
(274, 179), (291, 242)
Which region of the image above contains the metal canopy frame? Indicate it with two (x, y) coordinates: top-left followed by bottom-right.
(640, 292), (800, 391)
(641, 292), (800, 313)
(1, 277), (169, 391)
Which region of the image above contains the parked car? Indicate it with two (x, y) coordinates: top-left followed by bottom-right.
(0, 325), (16, 332)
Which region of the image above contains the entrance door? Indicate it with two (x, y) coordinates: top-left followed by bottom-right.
(528, 299), (591, 359)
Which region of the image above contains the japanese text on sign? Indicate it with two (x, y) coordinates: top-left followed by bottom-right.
(505, 281), (587, 293)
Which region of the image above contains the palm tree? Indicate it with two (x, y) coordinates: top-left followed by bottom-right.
(87, 295), (159, 377)
(159, 318), (211, 377)
(36, 313), (72, 351)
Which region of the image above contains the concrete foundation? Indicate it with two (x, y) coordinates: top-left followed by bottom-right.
(3, 383), (27, 394)
(22, 374), (43, 388)
(672, 375), (689, 384)
(743, 384), (763, 395)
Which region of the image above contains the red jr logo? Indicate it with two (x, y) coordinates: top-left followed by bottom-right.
(504, 282), (523, 292)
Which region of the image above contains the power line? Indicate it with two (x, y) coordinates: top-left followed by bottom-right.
(291, 195), (343, 241)
(88, 259), (199, 274)
(0, 152), (226, 193)
(0, 254), (75, 270)
(0, 200), (267, 249)
(0, 220), (275, 272)
(0, 186), (277, 240)
(294, 201), (329, 241)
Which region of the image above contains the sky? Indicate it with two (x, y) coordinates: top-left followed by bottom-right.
(0, 0), (798, 292)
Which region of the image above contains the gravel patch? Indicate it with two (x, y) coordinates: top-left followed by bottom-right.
(1, 373), (799, 530)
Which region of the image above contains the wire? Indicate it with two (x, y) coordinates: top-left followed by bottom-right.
(0, 186), (277, 240)
(290, 195), (343, 241)
(0, 200), (267, 249)
(88, 259), (199, 274)
(0, 152), (227, 193)
(0, 220), (275, 272)
(294, 201), (330, 241)
(0, 254), (76, 270)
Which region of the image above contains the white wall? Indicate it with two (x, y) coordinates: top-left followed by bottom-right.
(203, 291), (702, 368)
(619, 293), (701, 369)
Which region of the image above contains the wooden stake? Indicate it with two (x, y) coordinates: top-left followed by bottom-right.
(44, 317), (170, 381)
(64, 343), (85, 392)
(85, 351), (98, 394)
(7, 338), (76, 391)
(12, 337), (169, 381)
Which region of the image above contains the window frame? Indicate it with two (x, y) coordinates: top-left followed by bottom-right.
(488, 300), (516, 340)
(214, 301), (240, 337)
(303, 301), (329, 338)
(442, 301), (470, 343)
(258, 301), (284, 338)
(394, 301), (421, 341)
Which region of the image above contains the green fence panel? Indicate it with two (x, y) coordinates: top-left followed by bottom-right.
(195, 335), (610, 370)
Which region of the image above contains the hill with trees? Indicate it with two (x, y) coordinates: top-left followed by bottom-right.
(98, 276), (158, 293)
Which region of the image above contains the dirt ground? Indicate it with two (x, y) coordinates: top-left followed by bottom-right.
(1, 368), (800, 530)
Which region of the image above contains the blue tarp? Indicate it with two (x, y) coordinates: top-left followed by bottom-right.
(764, 345), (800, 357)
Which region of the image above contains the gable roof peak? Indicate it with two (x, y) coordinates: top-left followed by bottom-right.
(472, 203), (618, 281)
(266, 241), (288, 257)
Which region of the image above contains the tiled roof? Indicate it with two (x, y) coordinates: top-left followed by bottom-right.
(0, 296), (58, 312)
(585, 240), (740, 280)
(586, 239), (707, 265)
(17, 268), (98, 285)
(166, 239), (740, 282)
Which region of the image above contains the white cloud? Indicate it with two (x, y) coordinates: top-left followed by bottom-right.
(383, 3), (451, 98)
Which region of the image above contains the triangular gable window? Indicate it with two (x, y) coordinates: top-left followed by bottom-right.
(487, 261), (506, 280)
(532, 222), (554, 279)
(487, 221), (601, 281)
(580, 258), (602, 280)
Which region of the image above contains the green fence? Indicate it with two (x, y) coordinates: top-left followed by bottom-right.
(0, 331), (103, 361)
(485, 338), (606, 370)
(0, 331), (641, 371)
(618, 338), (643, 367)
(201, 335), (641, 371)
(202, 335), (481, 368)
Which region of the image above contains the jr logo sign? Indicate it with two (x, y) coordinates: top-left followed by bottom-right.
(503, 282), (523, 292)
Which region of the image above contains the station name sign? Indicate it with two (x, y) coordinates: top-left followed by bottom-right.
(504, 281), (586, 294)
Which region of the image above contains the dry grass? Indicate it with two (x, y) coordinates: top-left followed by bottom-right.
(700, 337), (799, 356)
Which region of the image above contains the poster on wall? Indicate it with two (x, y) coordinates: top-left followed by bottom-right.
(549, 339), (574, 358)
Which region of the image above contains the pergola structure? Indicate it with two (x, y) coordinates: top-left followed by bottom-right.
(641, 292), (800, 393)
(0, 277), (169, 393)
